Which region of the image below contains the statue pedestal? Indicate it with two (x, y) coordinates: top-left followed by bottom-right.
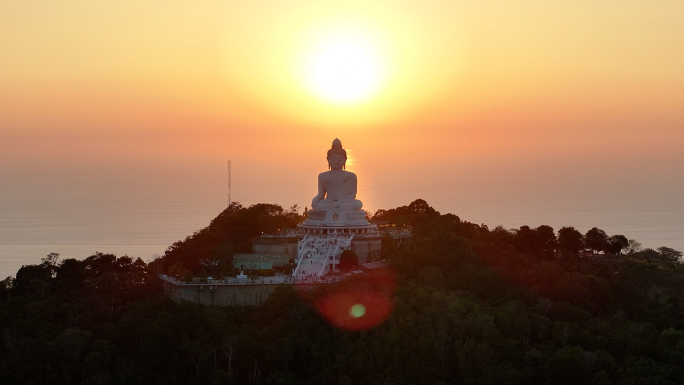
(294, 208), (380, 280)
(299, 206), (378, 238)
(303, 208), (369, 228)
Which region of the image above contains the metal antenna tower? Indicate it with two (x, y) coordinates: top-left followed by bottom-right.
(227, 159), (232, 207)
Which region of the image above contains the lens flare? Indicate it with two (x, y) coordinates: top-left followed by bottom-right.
(299, 269), (396, 331)
(349, 303), (366, 318)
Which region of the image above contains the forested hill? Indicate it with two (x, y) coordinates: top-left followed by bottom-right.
(151, 202), (303, 278)
(1, 199), (683, 384)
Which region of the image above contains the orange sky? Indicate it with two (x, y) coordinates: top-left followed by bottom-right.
(1, 0), (683, 226)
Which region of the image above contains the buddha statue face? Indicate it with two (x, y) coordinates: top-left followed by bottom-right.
(327, 154), (346, 170)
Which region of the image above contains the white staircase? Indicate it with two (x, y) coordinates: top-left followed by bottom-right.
(292, 234), (353, 282)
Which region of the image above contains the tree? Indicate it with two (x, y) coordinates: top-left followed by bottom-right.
(407, 199), (437, 215)
(14, 262), (52, 295)
(338, 250), (359, 270)
(513, 226), (536, 254)
(657, 247), (683, 264)
(585, 227), (609, 254)
(552, 322), (576, 348)
(607, 235), (629, 255)
(417, 266), (445, 289)
(626, 239), (642, 254)
(0, 276), (14, 300)
(42, 252), (60, 273)
(558, 227), (584, 255)
(547, 346), (587, 384)
(372, 199), (439, 237)
(536, 225), (557, 260)
(55, 258), (87, 292)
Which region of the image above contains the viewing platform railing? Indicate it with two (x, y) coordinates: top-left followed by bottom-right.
(159, 274), (345, 286)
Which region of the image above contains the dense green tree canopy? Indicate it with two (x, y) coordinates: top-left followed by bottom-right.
(1, 199), (683, 384)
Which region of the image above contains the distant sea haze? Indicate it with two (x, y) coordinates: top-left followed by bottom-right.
(0, 197), (225, 278)
(1, 195), (682, 278)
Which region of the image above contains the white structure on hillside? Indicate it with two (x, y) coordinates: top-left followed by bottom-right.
(292, 139), (380, 281)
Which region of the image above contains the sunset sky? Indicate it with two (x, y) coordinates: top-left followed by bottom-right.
(1, 1), (683, 257)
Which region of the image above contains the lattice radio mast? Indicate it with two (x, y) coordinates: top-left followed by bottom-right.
(227, 159), (232, 207)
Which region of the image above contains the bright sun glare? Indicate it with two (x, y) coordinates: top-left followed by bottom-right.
(303, 32), (384, 105)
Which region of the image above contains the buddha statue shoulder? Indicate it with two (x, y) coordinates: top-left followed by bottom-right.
(311, 139), (363, 211)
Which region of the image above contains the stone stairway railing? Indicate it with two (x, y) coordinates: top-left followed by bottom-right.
(292, 234), (354, 280)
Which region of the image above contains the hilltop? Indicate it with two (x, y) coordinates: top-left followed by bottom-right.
(1, 199), (683, 384)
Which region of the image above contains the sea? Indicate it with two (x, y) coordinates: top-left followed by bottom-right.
(1, 189), (682, 279)
(0, 194), (225, 279)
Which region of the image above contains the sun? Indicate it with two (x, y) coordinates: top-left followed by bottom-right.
(302, 32), (385, 105)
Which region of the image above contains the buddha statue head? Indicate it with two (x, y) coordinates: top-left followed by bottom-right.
(327, 138), (347, 170)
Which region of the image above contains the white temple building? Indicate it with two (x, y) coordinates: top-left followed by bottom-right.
(291, 139), (381, 281)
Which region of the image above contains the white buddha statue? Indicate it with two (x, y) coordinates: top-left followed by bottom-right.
(311, 139), (363, 211)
